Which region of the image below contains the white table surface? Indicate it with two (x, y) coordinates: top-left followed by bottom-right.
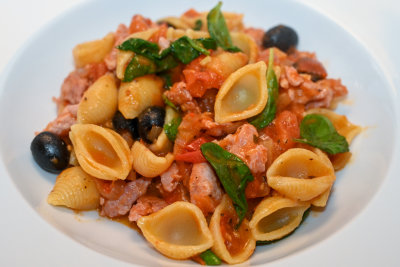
(0, 0), (399, 266)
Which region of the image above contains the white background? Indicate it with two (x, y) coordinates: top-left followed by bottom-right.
(0, 0), (399, 266)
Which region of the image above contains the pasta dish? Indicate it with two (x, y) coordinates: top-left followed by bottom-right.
(30, 2), (361, 265)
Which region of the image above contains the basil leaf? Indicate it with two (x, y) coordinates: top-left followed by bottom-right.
(162, 94), (178, 111)
(207, 2), (241, 52)
(154, 52), (179, 72)
(294, 114), (349, 154)
(123, 55), (157, 82)
(196, 38), (217, 50)
(201, 142), (254, 225)
(200, 249), (221, 265)
(249, 49), (278, 128)
(193, 19), (203, 31)
(170, 36), (209, 64)
(164, 116), (182, 141)
(117, 38), (159, 58)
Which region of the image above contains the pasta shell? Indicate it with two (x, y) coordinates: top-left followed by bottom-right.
(214, 61), (268, 123)
(166, 27), (209, 41)
(116, 28), (158, 80)
(249, 196), (310, 241)
(69, 124), (132, 180)
(77, 74), (117, 125)
(209, 195), (256, 264)
(157, 17), (191, 29)
(267, 148), (335, 202)
(47, 166), (100, 210)
(231, 32), (258, 63)
(306, 108), (361, 144)
(73, 32), (115, 68)
(205, 51), (248, 80)
(137, 201), (213, 260)
(148, 106), (176, 154)
(131, 141), (174, 178)
(118, 75), (164, 119)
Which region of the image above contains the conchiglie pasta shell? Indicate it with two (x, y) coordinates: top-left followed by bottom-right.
(166, 27), (209, 41)
(131, 141), (174, 178)
(118, 75), (164, 119)
(157, 17), (192, 29)
(306, 108), (361, 144)
(73, 32), (115, 68)
(47, 167), (100, 210)
(137, 201), (213, 260)
(209, 195), (256, 264)
(249, 196), (310, 241)
(149, 106), (177, 154)
(116, 28), (158, 80)
(214, 61), (268, 123)
(231, 32), (258, 63)
(77, 74), (117, 125)
(267, 148), (335, 202)
(205, 51), (248, 79)
(70, 124), (132, 180)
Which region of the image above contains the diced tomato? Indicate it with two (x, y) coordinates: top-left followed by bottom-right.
(148, 23), (167, 43)
(175, 150), (207, 163)
(186, 137), (212, 151)
(128, 15), (153, 34)
(182, 8), (201, 18)
(275, 110), (300, 151)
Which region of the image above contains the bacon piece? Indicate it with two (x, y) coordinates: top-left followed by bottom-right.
(160, 163), (182, 192)
(100, 179), (151, 218)
(164, 82), (201, 113)
(159, 183), (190, 204)
(128, 196), (168, 222)
(219, 124), (268, 174)
(43, 104), (78, 136)
(104, 24), (129, 71)
(200, 113), (242, 137)
(94, 179), (126, 200)
(58, 62), (108, 106)
(284, 66), (304, 87)
(173, 112), (204, 154)
(189, 162), (223, 214)
(128, 14), (154, 34)
(245, 174), (270, 199)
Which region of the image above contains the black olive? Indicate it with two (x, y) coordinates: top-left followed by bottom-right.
(112, 111), (139, 139)
(138, 106), (165, 143)
(262, 24), (298, 53)
(30, 132), (70, 173)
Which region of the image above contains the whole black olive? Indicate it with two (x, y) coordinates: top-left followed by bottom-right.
(138, 106), (165, 143)
(262, 24), (298, 53)
(30, 132), (70, 173)
(112, 111), (139, 139)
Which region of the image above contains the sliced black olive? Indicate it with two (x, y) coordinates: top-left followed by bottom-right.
(30, 131), (70, 173)
(112, 111), (139, 139)
(138, 106), (165, 143)
(262, 24), (298, 53)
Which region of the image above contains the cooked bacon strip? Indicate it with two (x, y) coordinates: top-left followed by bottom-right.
(219, 124), (268, 174)
(164, 82), (201, 113)
(160, 163), (182, 192)
(104, 24), (129, 71)
(128, 196), (168, 222)
(189, 162), (223, 214)
(100, 179), (151, 218)
(43, 104), (78, 136)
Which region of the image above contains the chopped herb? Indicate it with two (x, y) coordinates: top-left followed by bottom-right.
(170, 36), (210, 64)
(193, 19), (203, 31)
(164, 116), (182, 141)
(200, 250), (221, 265)
(294, 114), (349, 154)
(249, 49), (278, 128)
(162, 95), (178, 111)
(123, 55), (157, 82)
(201, 142), (253, 226)
(207, 2), (241, 52)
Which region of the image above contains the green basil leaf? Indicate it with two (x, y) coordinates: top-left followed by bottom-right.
(200, 142), (254, 226)
(123, 55), (157, 82)
(164, 116), (182, 141)
(249, 49), (278, 129)
(207, 2), (241, 52)
(162, 94), (178, 111)
(170, 36), (209, 64)
(117, 38), (159, 58)
(154, 52), (179, 72)
(294, 114), (349, 154)
(193, 19), (203, 31)
(196, 38), (217, 50)
(200, 249), (221, 265)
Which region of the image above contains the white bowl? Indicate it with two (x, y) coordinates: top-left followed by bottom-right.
(0, 0), (397, 266)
